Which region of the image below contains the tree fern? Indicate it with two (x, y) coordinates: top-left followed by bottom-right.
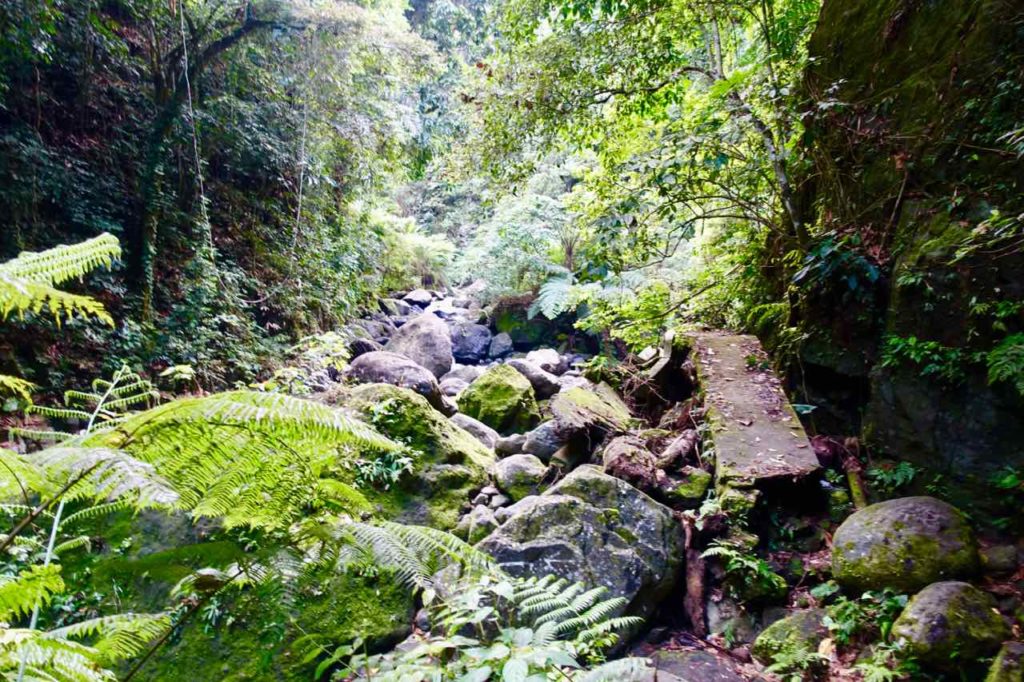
(529, 268), (575, 320)
(0, 232), (120, 325)
(0, 566), (65, 621)
(77, 390), (400, 529)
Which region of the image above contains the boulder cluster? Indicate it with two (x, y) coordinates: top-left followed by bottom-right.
(317, 285), (1022, 680)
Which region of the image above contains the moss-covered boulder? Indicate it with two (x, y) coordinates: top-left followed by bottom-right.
(457, 364), (540, 435)
(478, 465), (683, 621)
(751, 609), (828, 667)
(550, 383), (632, 432)
(135, 568), (414, 682)
(832, 496), (978, 592)
(891, 581), (1009, 668)
(986, 642), (1024, 682)
(493, 454), (548, 501)
(348, 383), (494, 529)
(669, 466), (712, 507)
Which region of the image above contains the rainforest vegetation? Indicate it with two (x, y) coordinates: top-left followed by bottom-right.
(1, 0), (1022, 680)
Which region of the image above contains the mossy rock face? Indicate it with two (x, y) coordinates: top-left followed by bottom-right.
(348, 383), (494, 529)
(986, 641), (1024, 682)
(832, 496), (978, 592)
(549, 383), (631, 432)
(134, 569), (414, 682)
(751, 609), (828, 666)
(457, 364), (540, 435)
(892, 581), (1009, 668)
(669, 466), (712, 507)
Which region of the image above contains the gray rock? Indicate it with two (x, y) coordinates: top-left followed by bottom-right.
(455, 505), (499, 544)
(402, 288), (434, 308)
(425, 300), (470, 321)
(380, 298), (416, 316)
(488, 493), (510, 509)
(526, 348), (568, 375)
(646, 649), (747, 682)
(522, 420), (573, 461)
(471, 492), (490, 506)
(981, 545), (1019, 575)
(506, 359), (561, 399)
(489, 332), (514, 358)
(440, 377), (468, 397)
(346, 351), (452, 415)
(353, 317), (395, 342)
(891, 581), (1009, 667)
(451, 323), (493, 364)
(493, 454), (547, 501)
(480, 485), (500, 496)
(451, 413), (500, 449)
(495, 433), (527, 457)
(442, 364), (485, 384)
(832, 496), (979, 592)
(478, 465), (684, 620)
(347, 337), (382, 359)
(385, 312), (454, 378)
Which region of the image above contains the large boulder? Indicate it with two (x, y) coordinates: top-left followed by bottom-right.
(550, 383), (632, 433)
(891, 581), (1009, 668)
(645, 650), (747, 682)
(457, 364), (540, 435)
(478, 465), (684, 619)
(346, 351), (452, 415)
(347, 384), (495, 529)
(402, 289), (434, 308)
(385, 313), (454, 378)
(832, 496), (979, 592)
(488, 332), (514, 359)
(450, 413), (499, 449)
(752, 609), (828, 667)
(493, 454), (548, 501)
(450, 323), (493, 364)
(506, 359), (561, 399)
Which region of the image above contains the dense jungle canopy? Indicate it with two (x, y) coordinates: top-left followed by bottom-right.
(0, 0), (1022, 680)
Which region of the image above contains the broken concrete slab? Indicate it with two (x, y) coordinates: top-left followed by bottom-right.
(687, 332), (819, 494)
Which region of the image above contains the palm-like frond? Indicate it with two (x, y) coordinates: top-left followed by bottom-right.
(76, 391), (398, 529)
(0, 233), (120, 325)
(0, 611), (168, 682)
(30, 447), (178, 507)
(0, 565), (64, 621)
(0, 375), (34, 400)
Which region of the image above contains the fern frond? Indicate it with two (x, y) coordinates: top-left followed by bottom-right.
(0, 565), (64, 621)
(0, 374), (34, 400)
(46, 612), (170, 664)
(28, 405), (93, 421)
(0, 448), (53, 500)
(529, 270), (575, 320)
(53, 535), (91, 556)
(31, 446), (179, 507)
(0, 233), (121, 326)
(7, 428), (74, 443)
(574, 657), (650, 681)
(75, 391), (398, 529)
(60, 500), (132, 527)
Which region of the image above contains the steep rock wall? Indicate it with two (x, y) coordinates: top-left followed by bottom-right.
(796, 0), (1024, 476)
